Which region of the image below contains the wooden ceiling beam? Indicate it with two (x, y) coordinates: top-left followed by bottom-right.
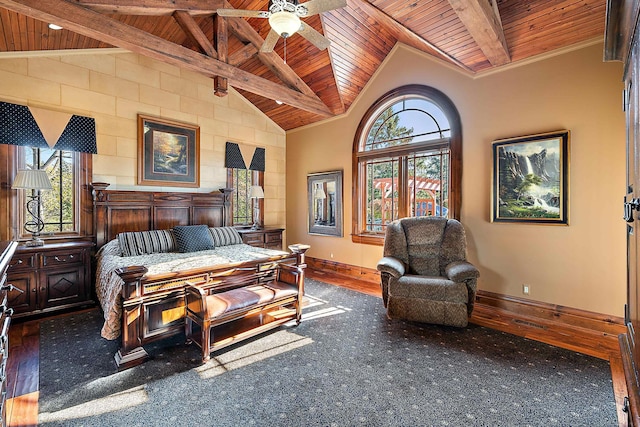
(0, 0), (332, 117)
(214, 14), (228, 96)
(227, 16), (319, 98)
(228, 43), (259, 67)
(172, 10), (216, 58)
(447, 0), (510, 66)
(73, 0), (223, 16)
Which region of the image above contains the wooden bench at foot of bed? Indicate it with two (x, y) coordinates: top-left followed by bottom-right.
(185, 262), (303, 363)
(113, 244), (310, 370)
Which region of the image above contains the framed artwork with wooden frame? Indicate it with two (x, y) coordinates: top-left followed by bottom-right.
(137, 114), (200, 187)
(491, 130), (570, 225)
(307, 170), (343, 236)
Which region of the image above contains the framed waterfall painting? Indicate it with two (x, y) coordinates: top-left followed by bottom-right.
(491, 130), (570, 225)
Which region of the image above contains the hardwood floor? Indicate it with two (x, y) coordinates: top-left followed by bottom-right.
(3, 270), (629, 427)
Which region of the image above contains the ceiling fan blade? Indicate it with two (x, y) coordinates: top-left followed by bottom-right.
(301, 0), (347, 16)
(217, 9), (269, 18)
(260, 30), (280, 53)
(298, 23), (331, 50)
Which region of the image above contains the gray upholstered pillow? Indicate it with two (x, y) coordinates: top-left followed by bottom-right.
(117, 229), (176, 257)
(173, 225), (215, 253)
(209, 226), (243, 247)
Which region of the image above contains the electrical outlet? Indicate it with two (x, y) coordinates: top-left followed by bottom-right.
(330, 253), (334, 259)
(523, 284), (530, 295)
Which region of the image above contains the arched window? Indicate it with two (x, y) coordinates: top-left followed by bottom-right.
(352, 85), (462, 245)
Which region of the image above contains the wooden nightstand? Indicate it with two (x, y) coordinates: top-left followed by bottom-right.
(6, 241), (94, 318)
(237, 228), (284, 250)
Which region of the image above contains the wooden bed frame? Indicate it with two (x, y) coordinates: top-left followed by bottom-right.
(91, 183), (308, 369)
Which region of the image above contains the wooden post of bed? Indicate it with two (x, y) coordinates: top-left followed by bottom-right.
(288, 244), (310, 323)
(113, 265), (150, 369)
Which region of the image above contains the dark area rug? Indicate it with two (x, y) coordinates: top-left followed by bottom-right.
(38, 279), (617, 426)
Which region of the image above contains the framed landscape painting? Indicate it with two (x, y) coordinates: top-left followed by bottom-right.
(491, 130), (569, 225)
(137, 114), (200, 187)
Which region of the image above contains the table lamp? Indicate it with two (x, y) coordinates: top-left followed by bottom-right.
(12, 169), (52, 246)
(249, 185), (264, 229)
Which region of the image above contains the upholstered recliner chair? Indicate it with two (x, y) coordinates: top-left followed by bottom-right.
(376, 217), (479, 327)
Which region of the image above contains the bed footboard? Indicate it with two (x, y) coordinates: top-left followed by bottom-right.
(113, 244), (309, 370)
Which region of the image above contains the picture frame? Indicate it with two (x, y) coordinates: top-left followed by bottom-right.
(491, 130), (569, 225)
(308, 170), (343, 237)
(137, 114), (200, 187)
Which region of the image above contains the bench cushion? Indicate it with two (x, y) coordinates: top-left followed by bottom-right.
(204, 282), (298, 319)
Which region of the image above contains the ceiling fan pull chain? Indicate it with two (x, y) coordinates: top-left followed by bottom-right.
(284, 37), (287, 64)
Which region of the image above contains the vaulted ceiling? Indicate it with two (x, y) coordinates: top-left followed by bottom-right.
(0, 0), (606, 131)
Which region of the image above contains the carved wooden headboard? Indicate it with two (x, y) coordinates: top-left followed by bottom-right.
(91, 182), (233, 249)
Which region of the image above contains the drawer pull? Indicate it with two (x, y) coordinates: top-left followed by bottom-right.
(13, 259), (23, 266)
(54, 255), (73, 262)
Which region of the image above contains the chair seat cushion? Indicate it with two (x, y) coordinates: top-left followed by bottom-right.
(389, 275), (468, 303)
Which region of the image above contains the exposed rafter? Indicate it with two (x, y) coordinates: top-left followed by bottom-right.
(0, 0), (332, 116)
(214, 14), (229, 96)
(227, 16), (319, 99)
(447, 0), (510, 66)
(74, 0), (224, 16)
(172, 10), (216, 58)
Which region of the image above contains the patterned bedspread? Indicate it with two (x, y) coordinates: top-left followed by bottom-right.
(95, 239), (288, 340)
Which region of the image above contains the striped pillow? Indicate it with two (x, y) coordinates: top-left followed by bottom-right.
(209, 227), (243, 247)
(117, 229), (176, 257)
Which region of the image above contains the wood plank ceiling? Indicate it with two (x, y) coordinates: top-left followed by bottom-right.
(0, 0), (606, 131)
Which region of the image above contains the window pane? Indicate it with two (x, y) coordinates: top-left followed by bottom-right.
(365, 157), (399, 232)
(232, 169), (252, 225)
(404, 98), (451, 137)
(364, 98), (451, 152)
(366, 106), (414, 151)
(22, 147), (75, 234)
(409, 150), (450, 218)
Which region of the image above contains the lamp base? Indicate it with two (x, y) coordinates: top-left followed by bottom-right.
(25, 236), (44, 247)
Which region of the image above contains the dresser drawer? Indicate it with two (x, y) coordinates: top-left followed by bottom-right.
(264, 232), (282, 244)
(42, 250), (84, 267)
(7, 253), (34, 272)
(241, 232), (265, 246)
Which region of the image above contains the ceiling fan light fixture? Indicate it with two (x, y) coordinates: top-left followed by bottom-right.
(268, 11), (301, 38)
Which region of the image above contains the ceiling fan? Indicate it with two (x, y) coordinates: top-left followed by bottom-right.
(217, 0), (346, 53)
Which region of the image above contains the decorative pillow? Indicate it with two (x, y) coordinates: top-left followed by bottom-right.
(117, 229), (176, 257)
(209, 226), (243, 247)
(173, 225), (215, 253)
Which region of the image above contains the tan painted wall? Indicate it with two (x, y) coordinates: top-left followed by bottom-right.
(287, 42), (627, 317)
(0, 50), (286, 228)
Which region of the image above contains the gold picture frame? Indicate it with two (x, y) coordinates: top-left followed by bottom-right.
(137, 114), (200, 187)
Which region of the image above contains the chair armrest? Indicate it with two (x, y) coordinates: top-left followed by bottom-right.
(377, 256), (406, 278)
(445, 260), (479, 282)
